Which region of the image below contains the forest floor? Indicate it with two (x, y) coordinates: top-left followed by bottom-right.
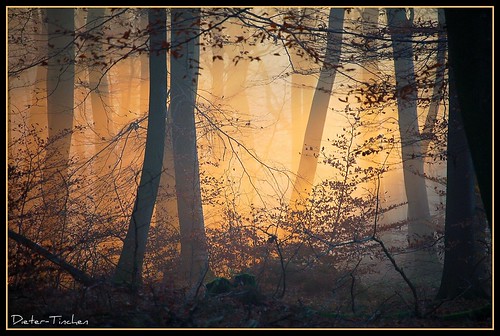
(7, 282), (492, 329)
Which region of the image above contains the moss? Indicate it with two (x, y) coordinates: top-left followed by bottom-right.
(233, 273), (256, 287)
(205, 277), (233, 295)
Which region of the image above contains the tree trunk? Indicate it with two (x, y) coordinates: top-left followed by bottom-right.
(443, 8), (492, 226)
(170, 8), (209, 291)
(210, 18), (224, 99)
(30, 8), (48, 141)
(290, 8), (345, 208)
(290, 9), (318, 175)
(139, 8), (150, 111)
(224, 20), (257, 210)
(86, 8), (117, 214)
(87, 8), (113, 159)
(43, 8), (75, 247)
(156, 109), (179, 249)
(8, 229), (94, 286)
(386, 8), (439, 280)
(437, 69), (489, 300)
(421, 9), (446, 153)
(113, 8), (167, 286)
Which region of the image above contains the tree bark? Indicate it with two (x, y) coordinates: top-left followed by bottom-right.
(87, 8), (113, 157)
(170, 8), (209, 290)
(443, 8), (492, 226)
(113, 8), (167, 286)
(43, 8), (75, 246)
(290, 8), (345, 208)
(421, 9), (446, 153)
(30, 8), (48, 141)
(387, 8), (440, 281)
(290, 9), (318, 175)
(85, 8), (118, 214)
(437, 69), (489, 299)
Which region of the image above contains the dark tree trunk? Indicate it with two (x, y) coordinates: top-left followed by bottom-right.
(437, 69), (489, 299)
(444, 9), (492, 227)
(43, 8), (75, 247)
(113, 8), (167, 286)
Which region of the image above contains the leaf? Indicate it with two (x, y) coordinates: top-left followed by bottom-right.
(122, 30), (130, 39)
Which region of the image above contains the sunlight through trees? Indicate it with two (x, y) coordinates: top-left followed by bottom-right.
(7, 6), (492, 328)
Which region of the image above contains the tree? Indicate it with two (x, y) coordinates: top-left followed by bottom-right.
(113, 8), (167, 286)
(290, 8), (345, 207)
(42, 8), (75, 246)
(386, 8), (440, 277)
(86, 8), (114, 175)
(289, 9), (318, 173)
(437, 69), (489, 299)
(155, 104), (180, 273)
(170, 8), (210, 290)
(443, 8), (492, 226)
(29, 8), (48, 141)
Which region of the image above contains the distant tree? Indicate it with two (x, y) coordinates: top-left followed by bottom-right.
(42, 8), (75, 246)
(386, 8), (441, 278)
(290, 8), (345, 207)
(290, 8), (319, 173)
(86, 8), (114, 176)
(29, 8), (48, 140)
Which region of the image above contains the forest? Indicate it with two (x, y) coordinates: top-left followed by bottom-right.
(7, 7), (492, 329)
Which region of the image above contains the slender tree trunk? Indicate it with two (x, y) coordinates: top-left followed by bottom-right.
(421, 9), (446, 153)
(421, 9), (447, 227)
(46, 8), (75, 169)
(43, 8), (75, 247)
(170, 8), (209, 291)
(290, 8), (319, 173)
(87, 8), (113, 152)
(359, 7), (387, 207)
(225, 21), (257, 209)
(30, 8), (48, 141)
(151, 11), (180, 280)
(139, 9), (150, 111)
(156, 109), (179, 247)
(290, 8), (345, 207)
(113, 8), (167, 286)
(387, 8), (440, 281)
(86, 8), (117, 209)
(210, 19), (224, 99)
